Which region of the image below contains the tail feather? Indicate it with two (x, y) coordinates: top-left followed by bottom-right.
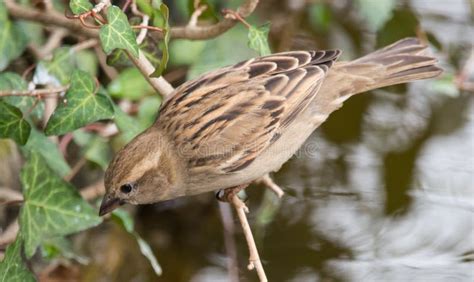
(331, 37), (443, 95)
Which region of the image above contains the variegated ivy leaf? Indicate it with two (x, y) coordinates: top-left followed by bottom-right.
(0, 100), (31, 145)
(248, 23), (272, 56)
(0, 72), (44, 121)
(0, 3), (28, 71)
(150, 4), (170, 77)
(33, 47), (75, 86)
(0, 238), (35, 282)
(19, 151), (102, 258)
(45, 70), (114, 135)
(23, 128), (71, 177)
(100, 6), (139, 58)
(69, 0), (93, 15)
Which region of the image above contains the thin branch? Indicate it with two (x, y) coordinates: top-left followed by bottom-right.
(167, 0), (259, 40)
(127, 50), (174, 96)
(232, 195), (268, 282)
(257, 174), (284, 198)
(0, 86), (68, 97)
(4, 0), (99, 38)
(72, 39), (99, 52)
(187, 3), (208, 27)
(36, 28), (68, 59)
(218, 202), (240, 282)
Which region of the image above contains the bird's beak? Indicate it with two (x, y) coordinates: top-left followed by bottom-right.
(99, 194), (123, 216)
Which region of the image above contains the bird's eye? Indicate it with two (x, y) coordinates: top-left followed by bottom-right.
(120, 183), (133, 194)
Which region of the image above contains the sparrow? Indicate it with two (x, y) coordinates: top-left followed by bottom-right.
(99, 38), (442, 215)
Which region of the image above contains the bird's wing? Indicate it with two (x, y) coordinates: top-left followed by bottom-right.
(157, 50), (340, 174)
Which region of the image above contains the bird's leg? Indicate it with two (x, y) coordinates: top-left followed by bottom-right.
(216, 183), (249, 202)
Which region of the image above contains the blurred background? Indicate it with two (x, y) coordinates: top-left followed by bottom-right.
(1, 0), (473, 281)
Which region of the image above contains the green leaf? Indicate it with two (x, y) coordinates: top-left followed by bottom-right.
(33, 47), (75, 86)
(45, 70), (114, 135)
(169, 40), (206, 66)
(0, 72), (44, 121)
(69, 0), (93, 15)
(23, 129), (71, 177)
(106, 49), (132, 68)
(19, 151), (102, 258)
(113, 105), (144, 143)
(100, 6), (139, 58)
(76, 50), (98, 77)
(150, 4), (170, 77)
(0, 4), (28, 71)
(308, 3), (332, 33)
(430, 74), (460, 98)
(248, 23), (272, 56)
(112, 209), (162, 276)
(108, 68), (154, 100)
(356, 0), (395, 31)
(84, 135), (111, 170)
(188, 26), (257, 79)
(41, 237), (89, 264)
(0, 238), (36, 282)
(0, 101), (31, 145)
(137, 96), (161, 128)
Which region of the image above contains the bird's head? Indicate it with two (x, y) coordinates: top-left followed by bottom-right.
(99, 128), (182, 216)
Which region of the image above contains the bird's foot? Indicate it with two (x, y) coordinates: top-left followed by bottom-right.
(216, 183), (249, 202)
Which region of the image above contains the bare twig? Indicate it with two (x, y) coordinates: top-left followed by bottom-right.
(232, 195), (267, 282)
(72, 39), (99, 52)
(36, 28), (68, 59)
(63, 158), (87, 182)
(168, 0), (259, 40)
(4, 0), (99, 38)
(218, 202), (240, 282)
(94, 45), (118, 80)
(0, 221), (19, 247)
(0, 86), (68, 97)
(127, 50), (174, 96)
(187, 3), (208, 27)
(257, 174), (284, 198)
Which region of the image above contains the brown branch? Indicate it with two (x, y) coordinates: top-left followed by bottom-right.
(168, 0), (259, 40)
(0, 86), (68, 97)
(218, 202), (240, 282)
(232, 195), (268, 282)
(257, 174), (284, 198)
(4, 0), (99, 38)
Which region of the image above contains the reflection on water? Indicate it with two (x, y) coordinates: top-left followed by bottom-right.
(82, 0), (473, 281)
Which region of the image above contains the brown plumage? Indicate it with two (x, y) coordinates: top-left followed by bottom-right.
(99, 38), (442, 215)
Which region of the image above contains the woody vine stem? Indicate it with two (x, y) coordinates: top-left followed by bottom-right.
(1, 0), (283, 281)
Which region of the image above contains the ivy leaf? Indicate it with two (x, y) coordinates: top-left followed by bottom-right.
(33, 47), (75, 86)
(0, 238), (36, 282)
(23, 129), (71, 177)
(0, 72), (44, 121)
(113, 105), (143, 143)
(248, 23), (272, 56)
(0, 101), (31, 145)
(19, 151), (102, 258)
(112, 209), (162, 276)
(0, 4), (28, 71)
(150, 4), (170, 77)
(69, 0), (93, 15)
(108, 68), (154, 100)
(84, 135), (111, 170)
(100, 5), (139, 58)
(45, 70), (114, 135)
(356, 0), (395, 31)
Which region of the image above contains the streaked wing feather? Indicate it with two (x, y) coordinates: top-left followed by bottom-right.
(157, 50), (341, 174)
